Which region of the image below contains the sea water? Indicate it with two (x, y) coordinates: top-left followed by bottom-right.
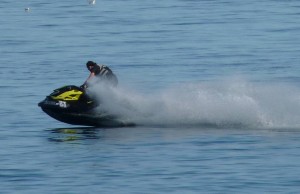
(1, 0), (300, 193)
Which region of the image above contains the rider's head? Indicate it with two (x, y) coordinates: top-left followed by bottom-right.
(86, 61), (97, 71)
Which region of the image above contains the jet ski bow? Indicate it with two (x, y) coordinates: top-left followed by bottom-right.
(38, 85), (130, 127)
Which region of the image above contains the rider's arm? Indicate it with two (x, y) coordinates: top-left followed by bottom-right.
(87, 72), (95, 81)
(81, 72), (95, 89)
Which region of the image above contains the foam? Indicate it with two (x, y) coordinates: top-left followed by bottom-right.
(87, 78), (300, 129)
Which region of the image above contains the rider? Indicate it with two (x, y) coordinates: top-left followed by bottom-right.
(81, 61), (118, 89)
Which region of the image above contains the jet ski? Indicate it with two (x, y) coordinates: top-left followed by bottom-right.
(38, 85), (131, 127)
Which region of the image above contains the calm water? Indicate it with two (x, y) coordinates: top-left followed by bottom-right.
(1, 0), (300, 193)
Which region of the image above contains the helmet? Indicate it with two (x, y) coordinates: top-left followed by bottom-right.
(86, 61), (97, 68)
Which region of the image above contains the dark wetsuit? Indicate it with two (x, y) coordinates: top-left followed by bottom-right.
(92, 64), (118, 86)
(83, 61), (118, 88)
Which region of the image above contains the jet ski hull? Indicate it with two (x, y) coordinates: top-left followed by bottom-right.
(39, 106), (126, 127)
(38, 85), (133, 127)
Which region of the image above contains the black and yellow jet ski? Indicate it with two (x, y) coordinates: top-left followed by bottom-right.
(38, 85), (131, 127)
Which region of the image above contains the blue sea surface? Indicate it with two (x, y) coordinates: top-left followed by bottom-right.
(1, 0), (300, 193)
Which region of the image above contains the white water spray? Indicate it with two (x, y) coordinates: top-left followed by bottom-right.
(87, 79), (300, 128)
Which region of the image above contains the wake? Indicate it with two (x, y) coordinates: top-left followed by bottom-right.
(87, 79), (300, 129)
